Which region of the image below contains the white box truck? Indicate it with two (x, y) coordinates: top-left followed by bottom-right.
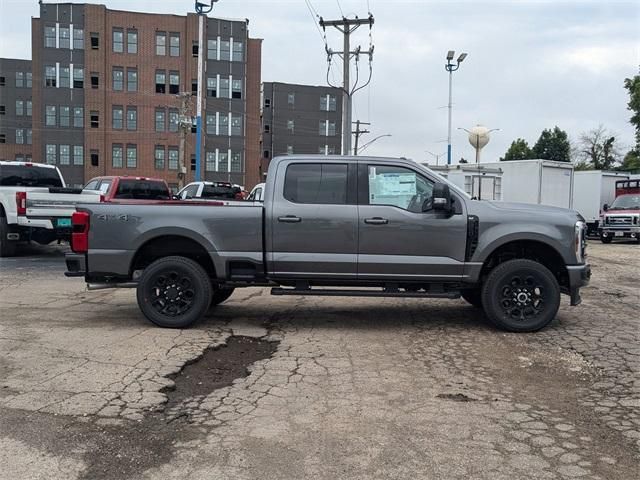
(572, 171), (629, 235)
(425, 164), (503, 201)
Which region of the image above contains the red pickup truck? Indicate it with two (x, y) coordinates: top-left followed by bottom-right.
(84, 176), (172, 202)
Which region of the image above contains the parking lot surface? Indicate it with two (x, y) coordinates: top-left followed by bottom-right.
(0, 242), (638, 479)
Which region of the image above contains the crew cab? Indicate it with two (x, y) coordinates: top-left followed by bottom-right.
(600, 193), (640, 243)
(84, 176), (172, 202)
(0, 161), (100, 256)
(65, 155), (590, 332)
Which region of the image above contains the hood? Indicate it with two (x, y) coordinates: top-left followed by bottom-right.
(484, 201), (578, 216)
(605, 209), (640, 215)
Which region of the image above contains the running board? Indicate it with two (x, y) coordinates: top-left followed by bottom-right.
(271, 287), (460, 299)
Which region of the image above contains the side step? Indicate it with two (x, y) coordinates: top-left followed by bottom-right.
(271, 287), (460, 299)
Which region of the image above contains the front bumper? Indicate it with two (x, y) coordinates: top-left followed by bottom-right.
(566, 263), (591, 306)
(600, 227), (640, 239)
(64, 252), (86, 277)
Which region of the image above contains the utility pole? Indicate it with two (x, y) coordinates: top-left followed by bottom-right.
(320, 15), (374, 156)
(177, 92), (192, 190)
(352, 120), (370, 155)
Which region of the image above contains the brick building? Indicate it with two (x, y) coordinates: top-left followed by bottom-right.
(260, 81), (343, 181)
(27, 2), (262, 189)
(0, 58), (33, 162)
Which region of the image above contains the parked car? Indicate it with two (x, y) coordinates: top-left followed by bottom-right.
(599, 193), (640, 243)
(177, 181), (245, 202)
(65, 155), (590, 332)
(84, 176), (172, 202)
(247, 182), (265, 202)
(0, 161), (100, 256)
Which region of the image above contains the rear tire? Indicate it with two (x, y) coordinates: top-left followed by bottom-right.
(136, 256), (212, 328)
(461, 288), (482, 308)
(481, 259), (560, 332)
(210, 287), (235, 307)
(0, 215), (17, 257)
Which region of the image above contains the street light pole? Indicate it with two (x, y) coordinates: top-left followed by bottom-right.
(445, 50), (467, 165)
(358, 134), (392, 154)
(425, 150), (446, 166)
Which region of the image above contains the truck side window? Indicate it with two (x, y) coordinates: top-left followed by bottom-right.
(98, 180), (112, 194)
(367, 165), (434, 213)
(182, 184), (199, 199)
(84, 180), (99, 190)
(284, 163), (347, 205)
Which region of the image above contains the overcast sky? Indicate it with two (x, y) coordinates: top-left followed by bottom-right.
(0, 0), (638, 163)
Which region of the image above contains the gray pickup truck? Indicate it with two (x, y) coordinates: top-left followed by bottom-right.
(65, 155), (590, 332)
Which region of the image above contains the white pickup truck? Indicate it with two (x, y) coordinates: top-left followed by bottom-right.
(0, 161), (100, 256)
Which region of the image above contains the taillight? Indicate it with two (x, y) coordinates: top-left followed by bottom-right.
(71, 211), (90, 253)
(16, 192), (27, 215)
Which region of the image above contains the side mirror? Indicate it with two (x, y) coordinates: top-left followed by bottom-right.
(432, 182), (452, 212)
(603, 203), (609, 211)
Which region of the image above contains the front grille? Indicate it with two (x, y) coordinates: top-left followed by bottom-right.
(606, 216), (633, 226)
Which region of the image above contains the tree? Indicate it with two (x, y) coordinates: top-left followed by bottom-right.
(620, 149), (640, 172)
(532, 126), (571, 162)
(624, 75), (640, 149)
(578, 125), (621, 170)
(501, 138), (533, 161)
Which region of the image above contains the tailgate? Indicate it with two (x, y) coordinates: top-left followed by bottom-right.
(26, 191), (102, 218)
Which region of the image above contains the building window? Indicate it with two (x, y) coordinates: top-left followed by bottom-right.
(26, 129), (32, 144)
(320, 95), (337, 111)
(287, 120), (295, 134)
(26, 101), (32, 116)
(207, 77), (217, 97)
(73, 28), (84, 49)
(112, 106), (123, 129)
(59, 66), (70, 88)
(112, 68), (124, 91)
(288, 93), (295, 106)
(207, 39), (217, 60)
(169, 109), (179, 132)
(0, 134), (5, 144)
(232, 41), (243, 62)
(220, 40), (230, 60)
(264, 124), (270, 133)
(218, 151), (228, 172)
(45, 105), (56, 126)
(73, 107), (84, 127)
(287, 145), (294, 155)
(59, 145), (70, 165)
(126, 107), (137, 131)
(169, 71), (180, 94)
(112, 144), (123, 168)
(191, 79), (198, 95)
(168, 147), (179, 170)
(16, 72), (24, 87)
(206, 114), (216, 135)
(230, 152), (242, 172)
(59, 26), (70, 49)
(16, 129), (24, 144)
(16, 100), (24, 116)
(154, 146), (165, 169)
(155, 109), (165, 132)
(127, 29), (137, 54)
(192, 41), (198, 57)
(73, 146), (84, 165)
(126, 145), (137, 168)
(15, 155), (24, 162)
(219, 78), (229, 98)
(127, 68), (137, 92)
(60, 106), (70, 126)
(0, 105), (5, 115)
(319, 120), (336, 136)
(155, 32), (166, 55)
(91, 150), (99, 166)
(46, 144), (57, 164)
(73, 67), (84, 88)
(26, 73), (32, 88)
(232, 79), (242, 99)
(169, 33), (180, 56)
(90, 111), (99, 128)
(45, 25), (56, 48)
(204, 152), (214, 171)
(190, 155), (196, 172)
(264, 98), (271, 108)
(219, 114), (229, 136)
(328, 121), (336, 136)
(155, 70), (166, 93)
(91, 72), (99, 89)
(0, 76), (5, 86)
(90, 32), (99, 50)
(113, 28), (124, 53)
(45, 65), (56, 87)
(232, 114), (242, 136)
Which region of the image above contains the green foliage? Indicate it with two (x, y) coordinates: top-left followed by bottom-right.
(532, 126), (571, 162)
(624, 75), (640, 148)
(620, 149), (640, 172)
(501, 138), (533, 161)
(579, 125), (621, 170)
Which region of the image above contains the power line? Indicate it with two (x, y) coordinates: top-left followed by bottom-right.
(335, 0), (345, 17)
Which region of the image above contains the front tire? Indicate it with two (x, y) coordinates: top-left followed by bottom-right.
(136, 256), (212, 328)
(481, 259), (560, 332)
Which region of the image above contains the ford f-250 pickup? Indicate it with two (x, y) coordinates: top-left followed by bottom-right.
(65, 155), (591, 332)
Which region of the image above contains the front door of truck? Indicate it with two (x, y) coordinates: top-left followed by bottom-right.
(269, 161), (358, 279)
(357, 163), (467, 280)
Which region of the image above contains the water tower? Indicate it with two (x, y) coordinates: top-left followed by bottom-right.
(459, 125), (499, 163)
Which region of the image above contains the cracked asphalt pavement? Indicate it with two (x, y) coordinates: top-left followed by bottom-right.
(0, 241), (638, 479)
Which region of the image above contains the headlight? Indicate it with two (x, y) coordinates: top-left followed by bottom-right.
(575, 221), (586, 263)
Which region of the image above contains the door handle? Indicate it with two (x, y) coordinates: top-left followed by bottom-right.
(364, 217), (389, 225)
(278, 215), (302, 223)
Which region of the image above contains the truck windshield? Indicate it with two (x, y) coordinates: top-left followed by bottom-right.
(114, 180), (170, 200)
(610, 195), (640, 210)
(0, 164), (63, 188)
